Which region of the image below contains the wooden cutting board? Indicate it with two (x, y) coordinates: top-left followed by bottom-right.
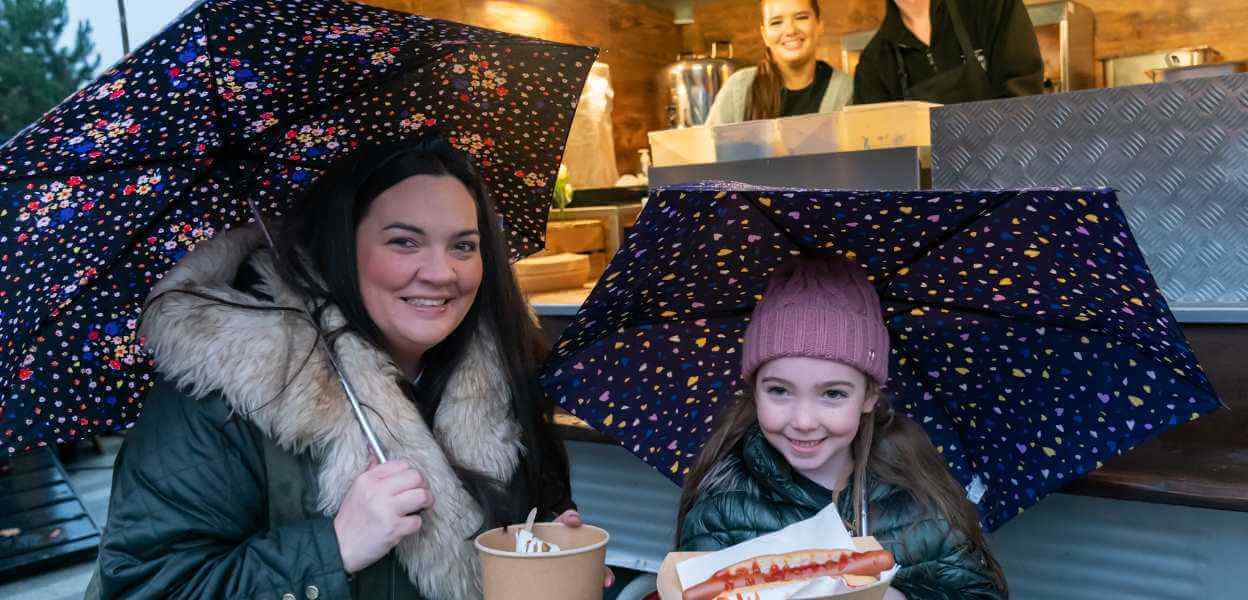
(514, 253), (591, 294)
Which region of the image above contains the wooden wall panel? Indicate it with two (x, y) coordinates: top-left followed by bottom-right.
(360, 0), (464, 21)
(605, 0), (686, 172)
(689, 0), (767, 65)
(357, 0), (681, 176)
(1035, 0), (1248, 64)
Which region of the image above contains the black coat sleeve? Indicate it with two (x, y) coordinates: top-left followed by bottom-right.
(985, 0), (1045, 97)
(537, 421), (576, 518)
(852, 39), (899, 105)
(98, 382), (351, 599)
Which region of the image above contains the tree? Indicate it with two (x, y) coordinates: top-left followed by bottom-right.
(0, 0), (99, 142)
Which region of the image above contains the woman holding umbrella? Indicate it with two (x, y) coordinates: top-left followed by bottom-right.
(93, 139), (596, 599)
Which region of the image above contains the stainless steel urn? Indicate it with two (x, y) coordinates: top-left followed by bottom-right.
(657, 41), (740, 128)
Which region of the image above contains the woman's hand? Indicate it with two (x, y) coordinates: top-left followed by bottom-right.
(334, 457), (433, 574)
(553, 509), (614, 588)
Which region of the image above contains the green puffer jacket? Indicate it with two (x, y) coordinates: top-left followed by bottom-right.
(678, 426), (1006, 600)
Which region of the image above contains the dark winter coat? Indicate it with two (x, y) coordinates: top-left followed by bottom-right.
(853, 0), (1044, 104)
(93, 227), (572, 599)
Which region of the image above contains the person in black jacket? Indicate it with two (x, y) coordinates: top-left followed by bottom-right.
(853, 0), (1044, 104)
(90, 139), (602, 599)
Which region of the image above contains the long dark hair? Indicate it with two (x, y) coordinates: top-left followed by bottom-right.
(746, 0), (822, 121)
(676, 383), (1008, 593)
(272, 136), (567, 529)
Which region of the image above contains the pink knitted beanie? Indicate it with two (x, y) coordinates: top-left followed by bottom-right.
(741, 258), (889, 385)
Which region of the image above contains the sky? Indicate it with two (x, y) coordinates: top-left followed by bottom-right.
(63, 0), (201, 74)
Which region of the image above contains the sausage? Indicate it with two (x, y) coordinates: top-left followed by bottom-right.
(710, 574), (882, 600)
(683, 549), (895, 600)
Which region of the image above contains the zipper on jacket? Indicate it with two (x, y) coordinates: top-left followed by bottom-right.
(896, 40), (938, 71)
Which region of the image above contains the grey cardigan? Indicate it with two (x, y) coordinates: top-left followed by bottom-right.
(705, 65), (853, 125)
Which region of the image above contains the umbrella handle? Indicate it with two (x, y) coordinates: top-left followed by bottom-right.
(858, 493), (869, 537)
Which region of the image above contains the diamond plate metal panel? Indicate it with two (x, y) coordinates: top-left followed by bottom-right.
(932, 74), (1248, 321)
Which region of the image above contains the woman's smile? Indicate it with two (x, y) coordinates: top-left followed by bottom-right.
(780, 37), (806, 51)
(399, 294), (453, 315)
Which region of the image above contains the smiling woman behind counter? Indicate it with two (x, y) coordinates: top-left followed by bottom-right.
(705, 0), (853, 125)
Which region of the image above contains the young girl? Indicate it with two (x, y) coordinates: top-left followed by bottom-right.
(705, 0), (853, 125)
(676, 258), (1008, 599)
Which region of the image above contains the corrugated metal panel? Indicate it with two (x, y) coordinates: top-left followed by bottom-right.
(930, 73), (1248, 322)
(991, 493), (1247, 599)
(568, 440), (681, 572)
(568, 440), (1248, 597)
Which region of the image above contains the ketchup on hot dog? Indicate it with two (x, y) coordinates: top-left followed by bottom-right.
(683, 549), (895, 600)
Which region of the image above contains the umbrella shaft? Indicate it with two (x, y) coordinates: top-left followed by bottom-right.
(329, 344), (390, 464)
(346, 381), (389, 464)
(317, 338), (388, 463)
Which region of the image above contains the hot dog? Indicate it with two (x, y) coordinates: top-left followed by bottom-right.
(683, 549), (895, 600)
(709, 574), (881, 600)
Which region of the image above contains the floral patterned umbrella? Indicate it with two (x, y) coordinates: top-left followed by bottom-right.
(540, 182), (1222, 530)
(0, 0), (595, 455)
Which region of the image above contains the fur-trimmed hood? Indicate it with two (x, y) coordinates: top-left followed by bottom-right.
(139, 226), (522, 599)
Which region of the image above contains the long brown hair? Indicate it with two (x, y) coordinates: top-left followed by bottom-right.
(676, 380), (1008, 592)
(746, 0), (822, 121)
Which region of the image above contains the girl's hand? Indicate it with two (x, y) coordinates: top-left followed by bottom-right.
(882, 588), (908, 600)
(553, 509), (614, 588)
(334, 457), (433, 574)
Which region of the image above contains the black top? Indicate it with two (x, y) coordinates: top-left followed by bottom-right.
(780, 60), (834, 117)
(852, 0), (1044, 104)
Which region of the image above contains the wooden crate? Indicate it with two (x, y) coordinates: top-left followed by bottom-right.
(549, 203), (644, 263)
(545, 219), (605, 254)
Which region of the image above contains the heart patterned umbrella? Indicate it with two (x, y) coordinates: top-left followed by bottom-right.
(0, 0), (596, 454)
(541, 182), (1221, 529)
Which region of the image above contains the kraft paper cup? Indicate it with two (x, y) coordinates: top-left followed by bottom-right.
(475, 522), (610, 600)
